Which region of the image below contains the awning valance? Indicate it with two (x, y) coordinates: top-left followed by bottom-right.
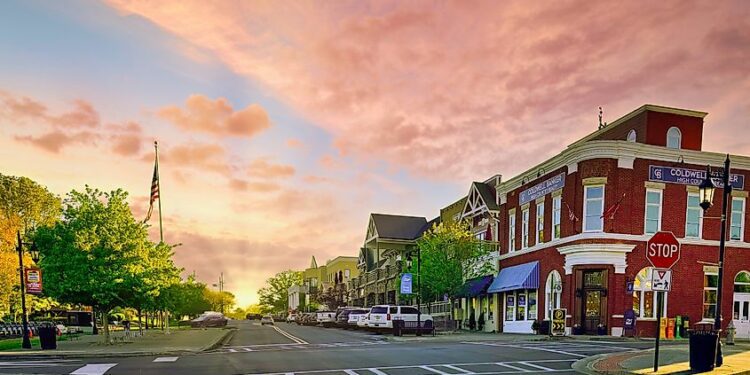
(457, 275), (494, 298)
(487, 261), (539, 293)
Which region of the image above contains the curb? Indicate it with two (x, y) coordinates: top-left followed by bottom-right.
(0, 328), (237, 360)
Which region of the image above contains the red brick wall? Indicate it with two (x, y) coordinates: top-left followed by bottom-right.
(645, 111), (703, 151)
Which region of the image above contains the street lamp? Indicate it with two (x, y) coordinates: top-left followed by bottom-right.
(406, 247), (422, 337)
(698, 156), (731, 367)
(16, 231), (39, 349)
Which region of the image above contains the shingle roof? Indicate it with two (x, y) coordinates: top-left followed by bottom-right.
(370, 213), (428, 241)
(473, 182), (499, 211)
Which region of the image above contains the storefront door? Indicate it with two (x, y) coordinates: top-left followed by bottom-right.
(733, 293), (750, 339)
(584, 290), (602, 334)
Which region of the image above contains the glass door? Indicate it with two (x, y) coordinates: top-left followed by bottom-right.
(584, 290), (602, 334)
(733, 294), (750, 339)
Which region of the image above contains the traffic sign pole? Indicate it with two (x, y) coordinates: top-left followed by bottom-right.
(654, 291), (663, 372)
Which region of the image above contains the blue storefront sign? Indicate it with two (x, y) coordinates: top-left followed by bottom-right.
(649, 165), (745, 190)
(400, 273), (413, 294)
(519, 172), (566, 205)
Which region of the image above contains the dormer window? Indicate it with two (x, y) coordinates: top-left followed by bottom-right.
(667, 127), (682, 149)
(627, 129), (636, 142)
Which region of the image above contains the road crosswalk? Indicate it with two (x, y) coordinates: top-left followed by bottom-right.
(221, 340), (389, 353)
(461, 340), (639, 358)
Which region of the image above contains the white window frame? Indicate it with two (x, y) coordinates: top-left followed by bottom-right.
(633, 267), (667, 319)
(685, 192), (703, 239)
(583, 185), (605, 232)
(644, 188), (663, 235)
(536, 203), (544, 244)
(545, 270), (562, 320)
(504, 289), (537, 322)
(730, 197), (745, 242)
(627, 129), (637, 142)
(552, 196), (562, 240)
(703, 271), (718, 321)
(666, 126), (682, 149)
(521, 208), (530, 249)
(508, 212), (516, 253)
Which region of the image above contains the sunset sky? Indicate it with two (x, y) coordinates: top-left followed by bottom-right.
(1, 1), (748, 307)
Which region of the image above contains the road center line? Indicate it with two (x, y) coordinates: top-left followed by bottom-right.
(272, 326), (309, 344)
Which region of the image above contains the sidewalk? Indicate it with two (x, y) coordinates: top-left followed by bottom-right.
(383, 330), (657, 343)
(576, 342), (750, 374)
(0, 327), (234, 359)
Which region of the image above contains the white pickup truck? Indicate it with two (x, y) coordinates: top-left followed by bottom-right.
(366, 305), (433, 330)
(316, 311), (336, 327)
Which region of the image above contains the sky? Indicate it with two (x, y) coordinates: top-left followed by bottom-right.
(0, 0), (748, 307)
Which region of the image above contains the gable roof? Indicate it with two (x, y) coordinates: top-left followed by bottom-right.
(370, 213), (428, 241)
(310, 256), (317, 269)
(473, 182), (499, 211)
(462, 182), (499, 218)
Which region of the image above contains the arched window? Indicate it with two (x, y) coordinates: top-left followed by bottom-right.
(627, 129), (637, 142)
(667, 127), (682, 149)
(633, 268), (667, 318)
(545, 270), (562, 319)
(736, 271), (750, 293)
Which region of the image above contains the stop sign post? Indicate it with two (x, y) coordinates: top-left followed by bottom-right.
(647, 231), (681, 269)
(646, 231), (681, 372)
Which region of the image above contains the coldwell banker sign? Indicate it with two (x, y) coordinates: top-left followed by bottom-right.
(649, 165), (745, 190)
(519, 172), (566, 205)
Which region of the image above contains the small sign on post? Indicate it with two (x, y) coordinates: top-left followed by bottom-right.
(400, 273), (413, 294)
(25, 267), (42, 295)
(551, 308), (567, 336)
(647, 231), (681, 372)
(652, 269), (672, 291)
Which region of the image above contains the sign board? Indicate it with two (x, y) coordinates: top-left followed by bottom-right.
(646, 231), (681, 269)
(624, 309), (636, 331)
(400, 273), (413, 294)
(649, 165), (745, 190)
(626, 281), (634, 293)
(25, 267), (42, 295)
(551, 308), (566, 336)
(519, 172), (566, 205)
(652, 269), (672, 291)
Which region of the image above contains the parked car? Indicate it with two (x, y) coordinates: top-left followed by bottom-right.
(285, 314), (297, 323)
(346, 309), (369, 328)
(245, 313), (261, 320)
(337, 308), (367, 328)
(299, 313), (316, 326)
(316, 311), (336, 327)
(190, 312), (228, 328)
(260, 315), (274, 325)
(366, 305), (433, 330)
(356, 313), (369, 329)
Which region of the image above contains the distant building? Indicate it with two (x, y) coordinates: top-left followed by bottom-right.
(288, 255), (359, 311)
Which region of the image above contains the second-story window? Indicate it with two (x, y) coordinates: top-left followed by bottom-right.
(584, 185), (604, 232)
(552, 196), (562, 240)
(508, 212), (516, 252)
(536, 203), (544, 244)
(644, 189), (663, 234)
(521, 208), (529, 249)
(686, 192), (702, 238)
(731, 197), (745, 241)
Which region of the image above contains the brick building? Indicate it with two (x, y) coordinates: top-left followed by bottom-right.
(469, 104), (750, 337)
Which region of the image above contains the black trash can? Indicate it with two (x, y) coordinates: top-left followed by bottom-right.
(689, 328), (718, 372)
(392, 320), (404, 337)
(539, 320), (550, 335)
(38, 326), (57, 350)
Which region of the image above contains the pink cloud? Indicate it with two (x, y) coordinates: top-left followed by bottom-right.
(286, 138), (303, 148)
(0, 92), (100, 128)
(160, 142), (230, 175)
(246, 158), (295, 179)
(158, 94), (271, 138)
(108, 1), (750, 180)
(15, 131), (99, 153)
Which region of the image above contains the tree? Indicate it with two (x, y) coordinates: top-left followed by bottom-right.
(204, 289), (236, 313)
(415, 220), (492, 303)
(34, 187), (164, 344)
(258, 270), (302, 313)
(312, 284), (347, 310)
(0, 174), (61, 317)
(164, 276), (212, 319)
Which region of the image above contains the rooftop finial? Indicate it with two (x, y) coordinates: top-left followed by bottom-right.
(598, 106), (607, 129)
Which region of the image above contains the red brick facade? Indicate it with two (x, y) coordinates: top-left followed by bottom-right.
(484, 105), (750, 337)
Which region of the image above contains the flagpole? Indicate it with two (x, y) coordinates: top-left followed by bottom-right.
(155, 141), (164, 243)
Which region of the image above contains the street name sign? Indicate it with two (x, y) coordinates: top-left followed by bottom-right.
(646, 231), (681, 269)
(652, 269), (672, 291)
(551, 308), (566, 336)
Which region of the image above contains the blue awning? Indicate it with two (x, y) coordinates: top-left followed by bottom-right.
(487, 261), (540, 293)
(456, 275), (494, 298)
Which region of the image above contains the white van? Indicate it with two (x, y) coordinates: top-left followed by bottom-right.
(366, 305), (433, 329)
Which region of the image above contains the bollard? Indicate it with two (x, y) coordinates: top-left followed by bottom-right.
(667, 318), (675, 339)
(726, 321), (736, 345)
(675, 316), (682, 339)
(660, 317), (668, 339)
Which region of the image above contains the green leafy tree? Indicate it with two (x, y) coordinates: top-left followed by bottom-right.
(415, 220), (491, 303)
(164, 276), (212, 319)
(34, 187), (163, 344)
(0, 174), (61, 317)
(258, 270), (302, 313)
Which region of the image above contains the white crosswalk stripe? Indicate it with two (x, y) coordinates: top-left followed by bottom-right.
(244, 359), (578, 374)
(152, 356), (179, 362)
(462, 340), (640, 359)
(222, 340), (388, 353)
(0, 359), (81, 369)
(70, 363), (118, 375)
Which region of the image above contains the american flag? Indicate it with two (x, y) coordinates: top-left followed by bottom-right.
(564, 201), (579, 222)
(144, 158), (159, 222)
(601, 193), (626, 220)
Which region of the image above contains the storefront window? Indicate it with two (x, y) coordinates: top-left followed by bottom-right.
(633, 268), (665, 319)
(516, 291), (527, 321)
(528, 290), (537, 320)
(505, 295), (515, 321)
(703, 273), (718, 319)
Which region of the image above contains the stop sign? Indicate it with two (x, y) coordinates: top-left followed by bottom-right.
(646, 231), (681, 269)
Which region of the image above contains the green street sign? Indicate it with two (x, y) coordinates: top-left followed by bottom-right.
(551, 308), (567, 336)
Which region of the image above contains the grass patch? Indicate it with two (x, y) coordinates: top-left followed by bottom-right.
(0, 335), (70, 351)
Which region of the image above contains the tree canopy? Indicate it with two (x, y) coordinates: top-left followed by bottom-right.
(258, 270), (302, 313)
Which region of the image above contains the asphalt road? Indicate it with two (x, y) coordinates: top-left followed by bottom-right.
(0, 320), (659, 374)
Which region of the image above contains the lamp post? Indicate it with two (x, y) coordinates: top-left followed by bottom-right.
(698, 155), (731, 367)
(16, 231), (40, 350)
(407, 247), (422, 336)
